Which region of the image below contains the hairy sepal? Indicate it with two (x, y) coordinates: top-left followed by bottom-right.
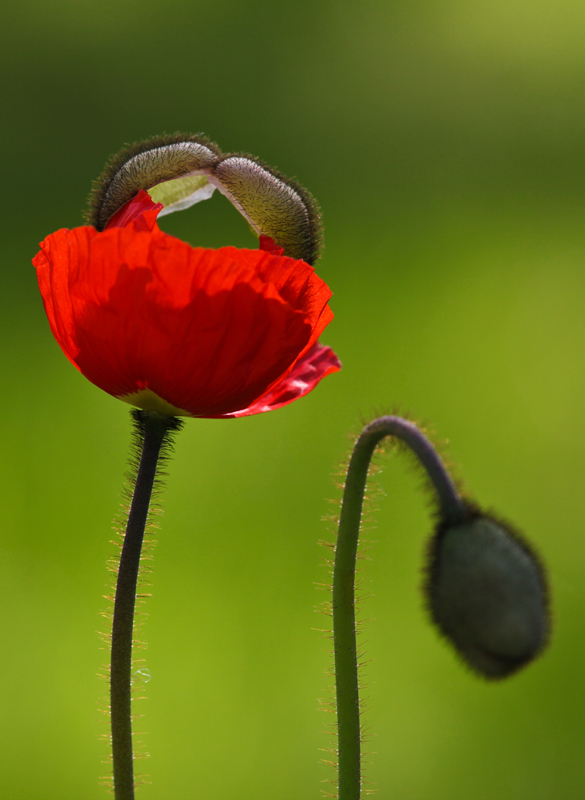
(88, 135), (323, 264)
(210, 154), (322, 264)
(89, 132), (222, 230)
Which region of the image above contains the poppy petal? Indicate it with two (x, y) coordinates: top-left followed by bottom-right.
(106, 189), (163, 231)
(224, 342), (341, 417)
(34, 222), (339, 418)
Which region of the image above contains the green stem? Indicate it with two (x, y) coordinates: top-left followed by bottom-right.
(332, 416), (467, 800)
(110, 410), (182, 800)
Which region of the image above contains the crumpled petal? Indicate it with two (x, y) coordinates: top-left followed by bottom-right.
(33, 193), (340, 418)
(225, 342), (341, 417)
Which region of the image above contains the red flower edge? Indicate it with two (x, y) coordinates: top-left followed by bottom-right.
(33, 192), (340, 418)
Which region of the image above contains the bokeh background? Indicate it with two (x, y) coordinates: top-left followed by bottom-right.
(2, 0), (585, 797)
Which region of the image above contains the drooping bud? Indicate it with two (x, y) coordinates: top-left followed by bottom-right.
(210, 155), (322, 264)
(425, 511), (549, 679)
(88, 133), (222, 230)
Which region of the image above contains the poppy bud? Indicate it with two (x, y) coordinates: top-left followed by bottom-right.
(425, 512), (549, 679)
(210, 155), (322, 264)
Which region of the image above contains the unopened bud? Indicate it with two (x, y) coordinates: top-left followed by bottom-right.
(425, 512), (549, 679)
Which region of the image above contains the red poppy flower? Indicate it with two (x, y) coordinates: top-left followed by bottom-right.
(33, 191), (340, 418)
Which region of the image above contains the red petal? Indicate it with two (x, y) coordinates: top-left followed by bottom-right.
(33, 223), (338, 417)
(105, 189), (163, 231)
(224, 342), (341, 417)
(259, 235), (285, 256)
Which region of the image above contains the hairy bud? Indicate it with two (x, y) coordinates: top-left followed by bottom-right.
(425, 512), (549, 679)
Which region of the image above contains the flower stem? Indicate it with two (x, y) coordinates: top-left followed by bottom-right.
(332, 416), (467, 800)
(110, 410), (183, 800)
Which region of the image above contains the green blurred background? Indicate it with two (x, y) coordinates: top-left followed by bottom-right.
(2, 0), (585, 797)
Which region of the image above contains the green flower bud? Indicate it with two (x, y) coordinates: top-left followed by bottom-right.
(425, 512), (549, 679)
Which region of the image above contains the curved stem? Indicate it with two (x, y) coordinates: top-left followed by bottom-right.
(110, 410), (182, 800)
(332, 416), (467, 800)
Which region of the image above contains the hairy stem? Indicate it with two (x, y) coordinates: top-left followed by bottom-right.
(110, 410), (182, 800)
(332, 416), (466, 800)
